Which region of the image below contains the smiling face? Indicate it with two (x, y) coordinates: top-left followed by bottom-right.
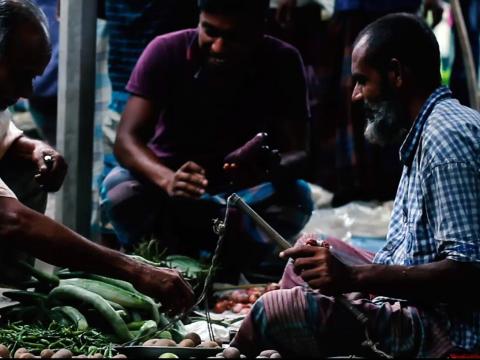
(198, 11), (262, 73)
(351, 36), (407, 146)
(0, 22), (51, 111)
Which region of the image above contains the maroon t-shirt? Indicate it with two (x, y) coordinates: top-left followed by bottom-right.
(127, 29), (309, 190)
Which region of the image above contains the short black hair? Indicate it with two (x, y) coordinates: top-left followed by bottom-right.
(354, 13), (441, 91)
(0, 0), (50, 59)
(197, 0), (269, 24)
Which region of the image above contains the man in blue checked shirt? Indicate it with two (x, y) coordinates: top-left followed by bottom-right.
(231, 13), (480, 358)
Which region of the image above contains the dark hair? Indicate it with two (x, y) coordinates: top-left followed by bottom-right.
(354, 13), (441, 91)
(0, 0), (49, 58)
(197, 0), (269, 23)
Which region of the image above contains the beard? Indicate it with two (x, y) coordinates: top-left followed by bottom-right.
(363, 99), (407, 146)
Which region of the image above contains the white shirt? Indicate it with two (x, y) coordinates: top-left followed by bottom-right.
(0, 110), (23, 199)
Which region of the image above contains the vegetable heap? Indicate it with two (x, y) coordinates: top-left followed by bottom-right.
(0, 257), (190, 356)
(0, 322), (115, 357)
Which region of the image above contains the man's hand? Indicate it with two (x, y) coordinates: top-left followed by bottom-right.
(32, 141), (67, 192)
(165, 161), (208, 198)
(136, 265), (195, 315)
(276, 0), (297, 27)
(280, 244), (353, 295)
(7, 136), (68, 192)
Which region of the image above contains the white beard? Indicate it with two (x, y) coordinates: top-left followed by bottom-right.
(364, 100), (407, 146)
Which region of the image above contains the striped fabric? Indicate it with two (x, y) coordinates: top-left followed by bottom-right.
(232, 236), (453, 358)
(374, 86), (480, 352)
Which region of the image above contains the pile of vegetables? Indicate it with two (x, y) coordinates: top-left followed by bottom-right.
(0, 322), (116, 358)
(212, 283), (280, 314)
(0, 259), (189, 357)
(0, 244), (285, 357)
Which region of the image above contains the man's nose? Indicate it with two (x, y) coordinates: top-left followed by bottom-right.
(352, 83), (363, 103)
(211, 37), (225, 54)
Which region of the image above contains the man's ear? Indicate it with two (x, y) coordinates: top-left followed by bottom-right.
(388, 58), (403, 88)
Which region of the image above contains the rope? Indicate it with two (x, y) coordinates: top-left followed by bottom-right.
(146, 194), (235, 338)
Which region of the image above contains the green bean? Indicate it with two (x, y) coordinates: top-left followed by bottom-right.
(0, 321), (114, 355)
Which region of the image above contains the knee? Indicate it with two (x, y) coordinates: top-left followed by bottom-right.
(101, 167), (132, 194)
(100, 167), (147, 206)
(295, 179), (314, 209)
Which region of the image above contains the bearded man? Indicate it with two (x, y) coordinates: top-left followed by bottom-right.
(230, 13), (480, 358)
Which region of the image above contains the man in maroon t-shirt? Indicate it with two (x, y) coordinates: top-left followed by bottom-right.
(101, 0), (314, 280)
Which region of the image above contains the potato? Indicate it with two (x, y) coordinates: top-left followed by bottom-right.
(259, 350), (277, 357)
(155, 339), (177, 347)
(231, 291), (249, 304)
(178, 339), (195, 348)
(223, 347), (241, 359)
(40, 349), (55, 358)
(183, 333), (201, 346)
(18, 353), (35, 359)
(270, 353), (281, 358)
(232, 303), (244, 314)
(214, 300), (229, 314)
(198, 341), (220, 348)
(143, 338), (177, 347)
(90, 354), (103, 358)
(239, 307), (251, 315)
(112, 355), (127, 359)
(143, 339), (161, 346)
(51, 349), (73, 358)
(0, 344), (10, 358)
(14, 348), (29, 358)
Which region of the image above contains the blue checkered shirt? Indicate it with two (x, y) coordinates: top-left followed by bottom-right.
(374, 86), (480, 352)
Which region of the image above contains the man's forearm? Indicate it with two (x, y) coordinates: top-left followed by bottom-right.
(0, 198), (142, 285)
(351, 260), (480, 303)
(114, 137), (173, 191)
(6, 135), (37, 162)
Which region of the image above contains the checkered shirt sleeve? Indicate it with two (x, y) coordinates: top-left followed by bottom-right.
(423, 162), (480, 262)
